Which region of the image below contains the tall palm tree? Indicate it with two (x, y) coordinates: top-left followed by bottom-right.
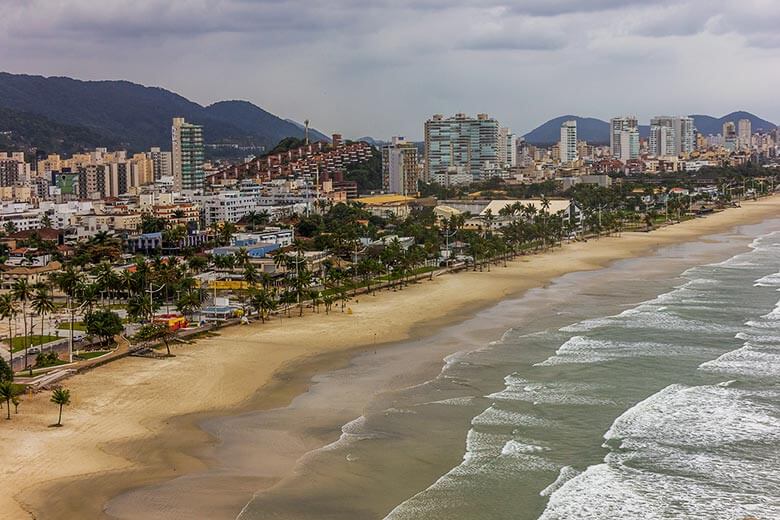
(11, 278), (33, 373)
(31, 288), (56, 351)
(0, 381), (13, 420)
(50, 388), (71, 427)
(0, 294), (16, 371)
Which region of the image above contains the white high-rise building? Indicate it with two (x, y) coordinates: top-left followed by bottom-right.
(610, 116), (638, 159)
(618, 128), (640, 162)
(559, 120), (578, 164)
(649, 116), (694, 157)
(497, 127), (518, 169)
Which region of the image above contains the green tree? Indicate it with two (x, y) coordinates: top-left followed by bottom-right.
(11, 278), (33, 373)
(50, 388), (71, 427)
(135, 323), (176, 357)
(31, 287), (56, 350)
(0, 356), (12, 383)
(83, 309), (124, 346)
(0, 381), (14, 420)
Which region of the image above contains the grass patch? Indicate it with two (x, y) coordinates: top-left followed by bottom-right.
(58, 321), (87, 331)
(6, 335), (59, 353)
(77, 351), (111, 360)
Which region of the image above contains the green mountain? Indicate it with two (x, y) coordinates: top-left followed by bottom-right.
(0, 72), (329, 153)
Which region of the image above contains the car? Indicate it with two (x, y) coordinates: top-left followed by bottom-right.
(28, 346), (41, 354)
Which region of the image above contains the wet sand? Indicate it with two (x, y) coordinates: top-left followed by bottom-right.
(2, 196), (779, 520)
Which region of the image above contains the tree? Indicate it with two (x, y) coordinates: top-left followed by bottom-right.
(11, 278), (33, 374)
(135, 323), (176, 357)
(0, 356), (12, 383)
(50, 388), (71, 427)
(176, 289), (202, 322)
(0, 294), (16, 372)
(83, 309), (124, 346)
(0, 381), (14, 420)
(31, 287), (56, 350)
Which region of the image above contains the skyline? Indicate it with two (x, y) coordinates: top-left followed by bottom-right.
(1, 1), (779, 139)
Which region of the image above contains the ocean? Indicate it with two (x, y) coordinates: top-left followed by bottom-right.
(159, 221), (780, 519)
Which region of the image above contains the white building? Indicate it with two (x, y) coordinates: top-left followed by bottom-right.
(559, 120), (578, 164)
(609, 116), (638, 160)
(649, 116), (694, 157)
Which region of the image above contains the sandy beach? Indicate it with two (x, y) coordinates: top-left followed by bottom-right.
(2, 196), (780, 520)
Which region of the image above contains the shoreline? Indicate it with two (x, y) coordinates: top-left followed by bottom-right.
(2, 196), (780, 520)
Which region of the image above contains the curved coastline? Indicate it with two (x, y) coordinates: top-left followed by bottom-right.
(2, 196), (780, 520)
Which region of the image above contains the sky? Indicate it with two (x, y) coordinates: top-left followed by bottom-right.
(1, 0), (779, 140)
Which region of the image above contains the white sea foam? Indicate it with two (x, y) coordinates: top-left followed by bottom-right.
(536, 336), (717, 366)
(699, 344), (780, 378)
(486, 374), (613, 406)
(471, 405), (550, 428)
(540, 382), (780, 519)
(500, 439), (550, 456)
(604, 384), (780, 450)
(539, 465), (580, 497)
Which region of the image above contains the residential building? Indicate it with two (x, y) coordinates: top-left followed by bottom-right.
(609, 116), (638, 159)
(424, 113), (500, 181)
(559, 120), (578, 164)
(497, 127), (518, 169)
(382, 136), (420, 196)
(738, 119), (752, 150)
(172, 117), (205, 192)
(650, 116), (694, 157)
(147, 147), (172, 180)
(723, 121), (738, 151)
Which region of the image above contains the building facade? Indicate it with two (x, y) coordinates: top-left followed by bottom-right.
(649, 116), (694, 157)
(382, 137), (420, 196)
(424, 113), (500, 182)
(172, 117), (205, 192)
(559, 120), (578, 164)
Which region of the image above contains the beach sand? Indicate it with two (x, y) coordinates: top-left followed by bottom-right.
(2, 196), (779, 520)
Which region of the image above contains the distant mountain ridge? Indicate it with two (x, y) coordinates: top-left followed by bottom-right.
(524, 111), (778, 145)
(0, 72), (329, 153)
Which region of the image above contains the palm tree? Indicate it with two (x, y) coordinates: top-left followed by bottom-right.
(0, 381), (13, 420)
(31, 287), (55, 351)
(11, 278), (33, 373)
(0, 294), (16, 371)
(50, 387), (71, 427)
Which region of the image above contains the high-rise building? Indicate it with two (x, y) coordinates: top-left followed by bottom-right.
(618, 128), (640, 162)
(737, 119), (752, 150)
(723, 121), (737, 151)
(559, 120), (578, 163)
(424, 113), (499, 182)
(649, 116), (694, 157)
(610, 116), (638, 159)
(382, 137), (420, 196)
(171, 117), (205, 192)
(497, 127), (518, 169)
(147, 147), (172, 181)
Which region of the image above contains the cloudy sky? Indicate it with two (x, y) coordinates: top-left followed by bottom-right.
(1, 0), (778, 139)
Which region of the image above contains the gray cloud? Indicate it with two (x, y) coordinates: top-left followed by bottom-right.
(0, 0), (777, 139)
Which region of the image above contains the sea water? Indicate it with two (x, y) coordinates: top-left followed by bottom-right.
(237, 222), (780, 520)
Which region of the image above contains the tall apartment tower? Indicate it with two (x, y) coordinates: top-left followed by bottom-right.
(424, 113), (499, 182)
(171, 117), (205, 192)
(497, 127), (518, 169)
(649, 116), (694, 157)
(737, 119), (752, 149)
(147, 147), (172, 181)
(610, 116), (639, 159)
(559, 120), (578, 164)
(723, 121), (738, 151)
(382, 137), (420, 196)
